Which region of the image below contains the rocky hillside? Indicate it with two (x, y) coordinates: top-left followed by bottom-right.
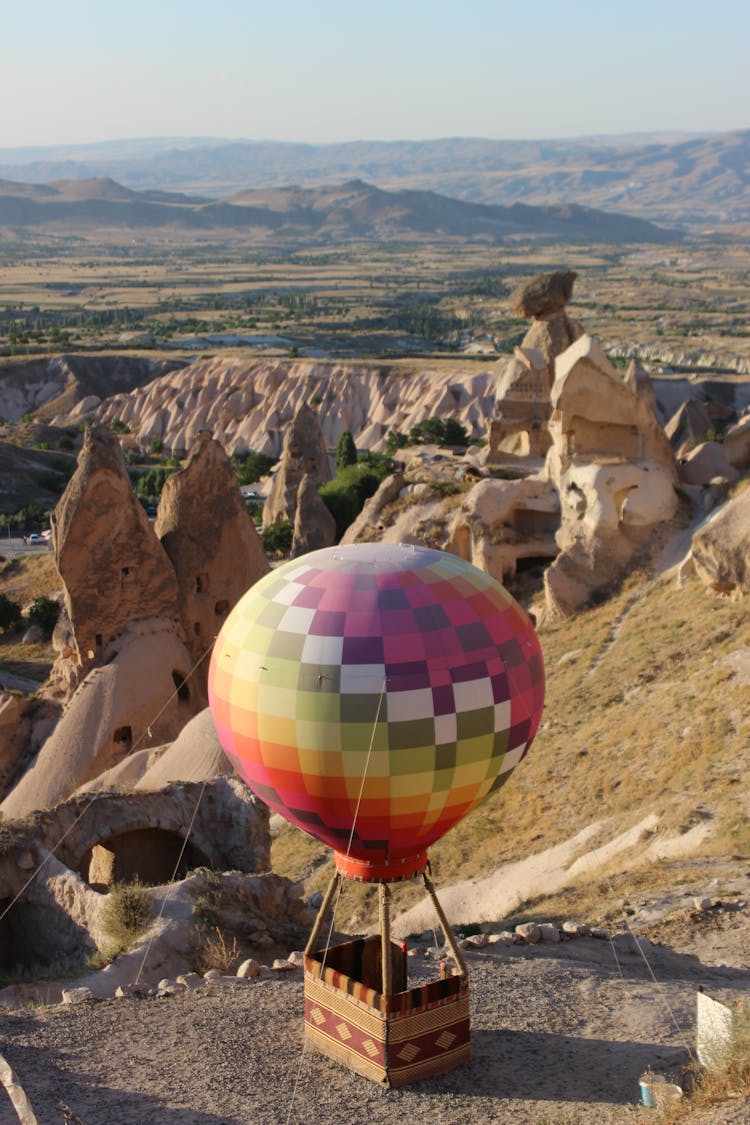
(1, 129), (746, 223)
(0, 354), (186, 424)
(49, 357), (504, 456)
(0, 176), (678, 243)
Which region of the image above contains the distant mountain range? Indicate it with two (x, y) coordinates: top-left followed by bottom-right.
(0, 176), (679, 244)
(0, 130), (747, 224)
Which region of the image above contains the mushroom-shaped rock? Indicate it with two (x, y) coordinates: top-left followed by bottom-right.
(154, 433), (269, 674)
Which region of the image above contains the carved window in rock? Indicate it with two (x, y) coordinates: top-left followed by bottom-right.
(120, 565), (135, 584)
(215, 599), (230, 617)
(196, 573), (209, 594)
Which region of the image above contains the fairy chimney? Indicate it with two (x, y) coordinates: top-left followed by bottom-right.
(155, 432), (270, 674)
(262, 403), (332, 528)
(51, 425), (181, 672)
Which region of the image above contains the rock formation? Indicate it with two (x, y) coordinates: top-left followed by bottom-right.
(724, 413), (750, 471)
(691, 486), (750, 595)
(678, 442), (739, 486)
(508, 270), (578, 318)
(0, 778), (311, 986)
(49, 356), (503, 457)
(543, 335), (680, 618)
(1, 621), (204, 819)
(489, 271), (584, 460)
(263, 402), (331, 528)
(155, 432), (269, 674)
(3, 427), (273, 817)
(445, 477), (559, 581)
(51, 425), (181, 685)
(665, 399), (715, 456)
(291, 473), (337, 556)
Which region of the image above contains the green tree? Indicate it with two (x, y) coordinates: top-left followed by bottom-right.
(336, 430), (357, 472)
(232, 450), (275, 486)
(27, 595), (60, 639)
(261, 520), (293, 557)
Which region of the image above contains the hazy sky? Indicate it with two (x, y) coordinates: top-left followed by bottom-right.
(3, 0), (747, 148)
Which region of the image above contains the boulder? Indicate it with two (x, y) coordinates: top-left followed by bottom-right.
(508, 270), (578, 318)
(262, 403), (331, 528)
(692, 486), (750, 594)
(291, 473), (337, 557)
(155, 432), (269, 674)
(51, 425), (181, 678)
(490, 272), (585, 461)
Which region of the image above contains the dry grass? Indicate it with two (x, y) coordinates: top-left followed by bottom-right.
(0, 553), (61, 606)
(657, 1006), (750, 1122)
(192, 927), (242, 975)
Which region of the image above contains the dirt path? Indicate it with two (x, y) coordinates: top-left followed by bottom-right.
(1, 928), (748, 1125)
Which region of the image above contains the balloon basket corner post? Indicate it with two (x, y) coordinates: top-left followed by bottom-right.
(302, 868), (471, 1088)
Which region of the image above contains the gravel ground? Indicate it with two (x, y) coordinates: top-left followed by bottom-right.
(1, 930), (749, 1125)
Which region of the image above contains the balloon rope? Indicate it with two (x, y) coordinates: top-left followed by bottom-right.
(341, 677), (387, 863)
(133, 777), (210, 986)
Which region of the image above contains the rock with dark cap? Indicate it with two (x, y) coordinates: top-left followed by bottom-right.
(509, 270), (577, 318)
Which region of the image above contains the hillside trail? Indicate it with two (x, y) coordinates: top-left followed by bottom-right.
(584, 507), (709, 680)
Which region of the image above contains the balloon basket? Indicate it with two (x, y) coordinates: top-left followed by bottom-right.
(303, 872), (470, 1086)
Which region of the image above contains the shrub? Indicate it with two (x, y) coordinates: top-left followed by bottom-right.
(261, 519), (293, 557)
(320, 462), (389, 540)
(27, 595), (60, 639)
(98, 880), (153, 957)
(193, 926), (242, 975)
(232, 450), (275, 485)
(0, 594), (22, 633)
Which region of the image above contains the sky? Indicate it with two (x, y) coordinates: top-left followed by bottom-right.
(2, 0), (748, 149)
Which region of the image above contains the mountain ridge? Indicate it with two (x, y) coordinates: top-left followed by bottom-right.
(0, 175), (679, 243)
(0, 130), (746, 223)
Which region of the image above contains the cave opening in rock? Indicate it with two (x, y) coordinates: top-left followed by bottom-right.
(81, 828), (210, 892)
(0, 898), (81, 975)
(172, 670), (190, 702)
(515, 554), (556, 574)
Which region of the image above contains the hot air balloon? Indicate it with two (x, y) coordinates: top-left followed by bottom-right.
(209, 543), (544, 1085)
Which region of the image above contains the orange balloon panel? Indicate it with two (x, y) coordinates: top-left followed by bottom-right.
(208, 544), (544, 881)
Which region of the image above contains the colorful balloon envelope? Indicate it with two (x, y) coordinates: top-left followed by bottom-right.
(208, 544), (544, 882)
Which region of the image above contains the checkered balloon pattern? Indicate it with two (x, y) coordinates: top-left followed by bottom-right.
(208, 544), (544, 880)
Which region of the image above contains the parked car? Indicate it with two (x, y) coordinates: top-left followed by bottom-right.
(28, 533), (44, 544)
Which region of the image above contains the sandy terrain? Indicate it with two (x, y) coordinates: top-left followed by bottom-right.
(1, 900), (748, 1125)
